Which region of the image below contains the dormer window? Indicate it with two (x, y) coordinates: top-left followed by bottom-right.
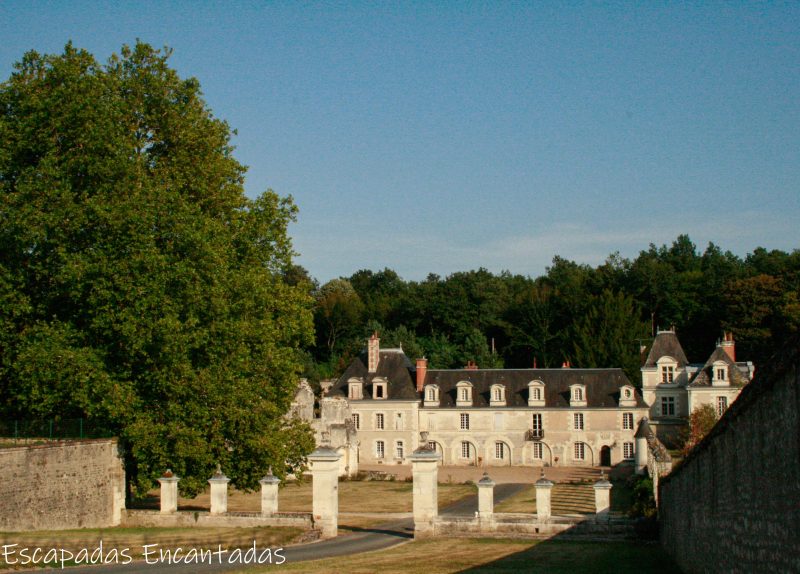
(619, 385), (636, 407)
(456, 381), (473, 407)
(712, 362), (729, 386)
(348, 378), (364, 400)
(569, 384), (587, 407)
(528, 380), (545, 407)
(657, 356), (678, 384)
(372, 377), (388, 399)
(424, 384), (440, 407)
(490, 384), (506, 407)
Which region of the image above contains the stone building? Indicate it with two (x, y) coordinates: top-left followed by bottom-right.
(292, 330), (753, 472)
(641, 329), (754, 443)
(294, 333), (650, 471)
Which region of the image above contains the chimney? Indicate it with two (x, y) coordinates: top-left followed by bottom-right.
(367, 332), (380, 373)
(720, 332), (736, 362)
(416, 358), (428, 392)
(466, 360), (478, 370)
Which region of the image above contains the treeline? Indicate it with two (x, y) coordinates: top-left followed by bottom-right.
(298, 235), (800, 385)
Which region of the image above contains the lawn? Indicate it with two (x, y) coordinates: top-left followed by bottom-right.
(250, 538), (681, 574)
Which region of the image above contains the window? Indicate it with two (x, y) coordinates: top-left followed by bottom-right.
(574, 387), (583, 401)
(532, 413), (543, 437)
(375, 386), (384, 398)
(348, 381), (363, 400)
(528, 380), (546, 406)
(495, 442), (505, 460)
(532, 442), (543, 459)
(395, 413), (403, 430)
(716, 368), (726, 381)
(661, 396), (675, 416)
(352, 413), (360, 429)
(573, 413), (584, 430)
(624, 388), (632, 399)
(661, 365), (675, 383)
(376, 413), (385, 430)
(460, 413), (470, 430)
(717, 396), (728, 417)
(427, 387), (435, 401)
(376, 441), (385, 459)
(427, 441), (437, 451)
(456, 382), (474, 406)
(623, 412), (634, 430)
(574, 442), (585, 460)
(494, 387), (502, 401)
(395, 441), (404, 459)
(623, 442), (634, 460)
(461, 441), (472, 459)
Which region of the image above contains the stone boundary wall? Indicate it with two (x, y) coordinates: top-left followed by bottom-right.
(659, 336), (800, 574)
(123, 510), (312, 529)
(432, 514), (635, 540)
(0, 439), (125, 531)
(644, 430), (672, 504)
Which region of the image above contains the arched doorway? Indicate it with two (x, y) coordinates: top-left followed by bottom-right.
(600, 445), (611, 467)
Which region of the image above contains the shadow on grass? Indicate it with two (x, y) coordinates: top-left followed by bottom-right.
(456, 534), (682, 574)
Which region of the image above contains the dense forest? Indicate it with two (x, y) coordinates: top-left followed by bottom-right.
(298, 235), (800, 385)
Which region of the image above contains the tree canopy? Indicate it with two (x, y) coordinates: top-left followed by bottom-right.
(305, 236), (800, 383)
(0, 42), (315, 496)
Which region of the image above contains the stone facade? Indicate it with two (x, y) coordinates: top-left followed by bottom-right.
(293, 334), (651, 472)
(659, 336), (800, 574)
(0, 439), (125, 531)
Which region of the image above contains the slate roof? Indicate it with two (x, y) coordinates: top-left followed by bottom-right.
(643, 330), (689, 368)
(423, 367), (645, 409)
(687, 347), (748, 388)
(332, 347), (646, 408)
(330, 350), (419, 400)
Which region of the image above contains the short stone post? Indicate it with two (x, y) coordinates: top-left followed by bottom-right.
(477, 472), (495, 520)
(260, 468), (280, 516)
(410, 436), (442, 538)
(157, 469), (179, 514)
(208, 465), (230, 515)
(594, 472), (613, 518)
(308, 435), (343, 538)
(535, 469), (554, 521)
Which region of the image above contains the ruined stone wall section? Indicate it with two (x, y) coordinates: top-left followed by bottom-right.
(659, 342), (800, 574)
(0, 439), (125, 531)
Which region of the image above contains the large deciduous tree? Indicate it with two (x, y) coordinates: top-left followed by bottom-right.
(0, 42), (315, 496)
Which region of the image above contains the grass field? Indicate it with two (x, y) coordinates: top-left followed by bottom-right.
(251, 538), (681, 574)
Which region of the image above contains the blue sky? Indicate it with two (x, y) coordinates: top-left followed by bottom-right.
(2, 2), (798, 283)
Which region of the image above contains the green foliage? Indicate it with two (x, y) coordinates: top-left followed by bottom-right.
(0, 42), (314, 496)
(627, 475), (657, 519)
(681, 404), (719, 457)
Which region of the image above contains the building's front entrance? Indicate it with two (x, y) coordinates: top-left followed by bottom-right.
(600, 445), (611, 466)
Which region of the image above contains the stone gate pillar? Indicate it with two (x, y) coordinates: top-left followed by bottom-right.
(209, 465), (230, 515)
(309, 438), (343, 538)
(535, 469), (553, 521)
(260, 469), (280, 516)
(594, 472), (613, 517)
(477, 472), (495, 520)
(410, 438), (441, 538)
(158, 470), (179, 514)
